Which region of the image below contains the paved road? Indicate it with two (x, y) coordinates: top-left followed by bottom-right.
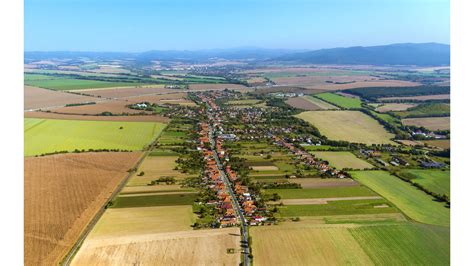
(207, 114), (250, 266)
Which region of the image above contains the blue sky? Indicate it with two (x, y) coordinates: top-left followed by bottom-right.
(24, 0), (450, 52)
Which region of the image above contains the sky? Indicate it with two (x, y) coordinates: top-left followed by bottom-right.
(24, 0), (450, 52)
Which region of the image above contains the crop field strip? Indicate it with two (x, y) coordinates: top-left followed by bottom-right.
(24, 152), (143, 266)
(251, 221), (448, 266)
(24, 111), (170, 123)
(314, 92), (363, 109)
(402, 116), (450, 131)
(398, 169), (450, 196)
(24, 118), (166, 156)
(24, 86), (99, 110)
(310, 151), (374, 169)
(296, 111), (396, 145)
(350, 170), (450, 226)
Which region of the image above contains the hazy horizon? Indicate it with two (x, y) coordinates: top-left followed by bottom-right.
(25, 0), (450, 52)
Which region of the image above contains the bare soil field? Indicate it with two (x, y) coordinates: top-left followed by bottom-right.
(422, 139), (450, 150)
(24, 86), (98, 110)
(290, 178), (360, 189)
(125, 92), (188, 103)
(303, 80), (420, 91)
(402, 117), (450, 131)
(380, 94), (450, 102)
(376, 103), (418, 112)
(79, 86), (181, 98)
(25, 152), (142, 266)
(251, 165), (279, 171)
(71, 228), (241, 266)
(188, 83), (250, 91)
(24, 111), (170, 123)
(286, 96), (338, 110)
(51, 100), (153, 115)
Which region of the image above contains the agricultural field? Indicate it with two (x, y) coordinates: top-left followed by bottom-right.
(286, 96), (340, 110)
(71, 227), (241, 266)
(345, 86), (450, 101)
(375, 103), (417, 112)
(252, 222), (449, 266)
(24, 86), (98, 110)
(24, 74), (151, 90)
(314, 92), (362, 109)
(24, 152), (142, 266)
(226, 99), (262, 105)
(398, 169), (450, 196)
(50, 99), (154, 115)
(394, 103), (450, 118)
(79, 86), (180, 98)
(380, 94), (450, 102)
(296, 111), (396, 145)
(402, 117), (450, 130)
(350, 171), (450, 226)
(24, 118), (166, 156)
(188, 83), (250, 91)
(110, 193), (197, 208)
(265, 186), (378, 199)
(289, 178), (359, 189)
(423, 139), (450, 149)
(24, 111), (169, 123)
(310, 151), (374, 169)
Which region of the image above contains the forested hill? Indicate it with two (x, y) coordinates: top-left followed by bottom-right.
(273, 43), (450, 66)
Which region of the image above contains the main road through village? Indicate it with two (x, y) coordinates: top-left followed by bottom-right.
(207, 109), (250, 266)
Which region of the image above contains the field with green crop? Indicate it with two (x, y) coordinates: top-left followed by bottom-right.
(252, 221), (448, 265)
(398, 169), (450, 196)
(24, 74), (149, 90)
(314, 92), (362, 109)
(311, 151), (374, 169)
(350, 223), (449, 265)
(350, 171), (450, 226)
(111, 193), (197, 208)
(265, 186), (377, 199)
(395, 103), (450, 118)
(24, 118), (166, 156)
(277, 199), (398, 217)
(296, 111), (395, 145)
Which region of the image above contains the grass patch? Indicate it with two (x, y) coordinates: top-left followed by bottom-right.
(314, 93), (362, 109)
(398, 169), (450, 196)
(311, 151), (374, 169)
(110, 193), (197, 208)
(24, 74), (150, 90)
(24, 118), (166, 156)
(350, 170), (450, 226)
(265, 186), (377, 199)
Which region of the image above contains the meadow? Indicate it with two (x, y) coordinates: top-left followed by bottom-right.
(350, 171), (450, 226)
(398, 169), (450, 196)
(24, 118), (166, 156)
(314, 92), (362, 109)
(296, 111), (395, 145)
(310, 151), (374, 169)
(394, 103), (450, 118)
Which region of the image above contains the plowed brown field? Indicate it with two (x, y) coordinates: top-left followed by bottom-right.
(24, 86), (98, 110)
(24, 152), (143, 266)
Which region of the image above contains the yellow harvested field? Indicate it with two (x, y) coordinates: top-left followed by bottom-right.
(311, 151), (374, 169)
(188, 83), (251, 91)
(87, 206), (195, 238)
(422, 139), (450, 150)
(402, 117), (450, 131)
(296, 111), (395, 145)
(71, 228), (241, 266)
(375, 103), (417, 112)
(290, 178), (359, 189)
(24, 85), (98, 110)
(121, 184), (185, 194)
(251, 165), (279, 171)
(126, 156), (191, 186)
(252, 223), (373, 266)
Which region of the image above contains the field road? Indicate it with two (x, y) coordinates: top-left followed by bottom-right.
(208, 112), (250, 266)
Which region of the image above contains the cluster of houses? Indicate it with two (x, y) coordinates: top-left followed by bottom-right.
(196, 92), (269, 227)
(411, 129), (447, 139)
(272, 136), (347, 178)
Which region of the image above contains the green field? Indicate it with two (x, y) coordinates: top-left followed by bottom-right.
(265, 186), (377, 199)
(277, 199), (398, 217)
(24, 74), (150, 90)
(253, 222), (448, 265)
(24, 118), (166, 156)
(395, 103), (450, 118)
(398, 169), (450, 196)
(315, 92), (362, 109)
(350, 171), (450, 226)
(311, 151), (374, 169)
(350, 223), (450, 265)
(111, 193), (197, 208)
(296, 111), (395, 145)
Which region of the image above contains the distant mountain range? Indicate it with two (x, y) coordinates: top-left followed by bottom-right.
(25, 43), (450, 66)
(273, 43), (450, 66)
